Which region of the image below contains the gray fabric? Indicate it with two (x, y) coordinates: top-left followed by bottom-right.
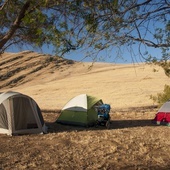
(0, 91), (19, 104)
(159, 101), (170, 112)
(36, 104), (44, 126)
(13, 97), (37, 130)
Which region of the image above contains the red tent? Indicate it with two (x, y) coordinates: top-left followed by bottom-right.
(153, 101), (170, 126)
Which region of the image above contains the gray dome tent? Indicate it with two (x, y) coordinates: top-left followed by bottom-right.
(0, 91), (47, 135)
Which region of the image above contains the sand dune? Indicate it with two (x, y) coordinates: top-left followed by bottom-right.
(0, 51), (169, 110)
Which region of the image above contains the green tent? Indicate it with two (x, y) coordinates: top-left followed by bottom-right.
(56, 94), (103, 126)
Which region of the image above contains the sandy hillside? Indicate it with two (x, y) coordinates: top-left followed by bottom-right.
(0, 51), (170, 170)
(0, 51), (169, 110)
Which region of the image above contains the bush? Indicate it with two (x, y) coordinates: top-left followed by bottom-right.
(150, 84), (170, 107)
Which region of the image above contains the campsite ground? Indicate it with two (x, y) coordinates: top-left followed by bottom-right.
(0, 51), (170, 170)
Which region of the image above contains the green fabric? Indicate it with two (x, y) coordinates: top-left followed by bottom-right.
(57, 110), (87, 124)
(87, 95), (99, 109)
(57, 94), (103, 126)
(87, 107), (97, 124)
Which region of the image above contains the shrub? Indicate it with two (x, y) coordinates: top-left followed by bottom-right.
(150, 84), (170, 107)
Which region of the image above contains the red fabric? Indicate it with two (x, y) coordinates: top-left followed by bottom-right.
(154, 112), (170, 122)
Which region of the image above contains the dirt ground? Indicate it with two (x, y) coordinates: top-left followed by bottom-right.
(1, 51), (170, 170)
(1, 106), (170, 170)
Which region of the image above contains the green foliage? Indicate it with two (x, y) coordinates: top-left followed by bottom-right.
(146, 47), (170, 78)
(1, 0), (170, 61)
(150, 84), (170, 107)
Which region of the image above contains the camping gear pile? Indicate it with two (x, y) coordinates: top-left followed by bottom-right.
(96, 104), (111, 129)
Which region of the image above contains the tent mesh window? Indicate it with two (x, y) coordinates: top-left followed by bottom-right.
(0, 103), (8, 129)
(13, 97), (38, 130)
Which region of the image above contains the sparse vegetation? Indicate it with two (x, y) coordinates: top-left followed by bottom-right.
(0, 75), (26, 89)
(45, 56), (55, 63)
(0, 52), (75, 88)
(0, 55), (23, 67)
(150, 84), (170, 107)
(149, 59), (170, 78)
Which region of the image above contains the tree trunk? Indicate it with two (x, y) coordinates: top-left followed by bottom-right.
(0, 0), (31, 51)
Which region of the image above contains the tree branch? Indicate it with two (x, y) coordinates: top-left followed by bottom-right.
(0, 0), (9, 11)
(0, 0), (31, 50)
(127, 35), (170, 48)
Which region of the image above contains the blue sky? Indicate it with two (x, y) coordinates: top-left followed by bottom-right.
(7, 42), (162, 64)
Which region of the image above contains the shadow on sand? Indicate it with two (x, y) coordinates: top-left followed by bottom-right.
(110, 119), (155, 129)
(45, 119), (156, 133)
(44, 105), (158, 133)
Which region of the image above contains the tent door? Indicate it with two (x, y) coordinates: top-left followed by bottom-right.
(12, 97), (38, 130)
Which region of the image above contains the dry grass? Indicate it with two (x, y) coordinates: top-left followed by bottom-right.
(0, 51), (170, 170)
(1, 109), (170, 170)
